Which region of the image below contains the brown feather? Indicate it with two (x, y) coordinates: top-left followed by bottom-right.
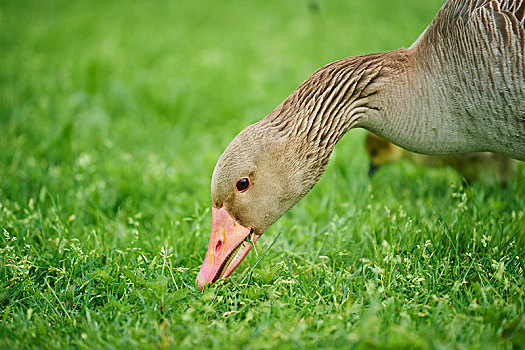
(211, 0), (525, 237)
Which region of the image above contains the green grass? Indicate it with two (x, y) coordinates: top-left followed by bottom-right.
(1, 0), (524, 348)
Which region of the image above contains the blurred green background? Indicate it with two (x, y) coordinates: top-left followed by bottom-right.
(0, 0), (445, 249)
(1, 0), (524, 348)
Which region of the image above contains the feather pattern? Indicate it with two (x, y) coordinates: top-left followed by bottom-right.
(261, 0), (525, 162)
(212, 0), (525, 237)
(198, 1), (525, 289)
(406, 0), (525, 156)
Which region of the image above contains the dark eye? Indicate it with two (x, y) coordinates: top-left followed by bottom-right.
(236, 177), (250, 192)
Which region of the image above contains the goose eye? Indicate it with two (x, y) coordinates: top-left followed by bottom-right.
(236, 177), (250, 192)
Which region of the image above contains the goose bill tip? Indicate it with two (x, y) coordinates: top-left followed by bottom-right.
(196, 206), (258, 291)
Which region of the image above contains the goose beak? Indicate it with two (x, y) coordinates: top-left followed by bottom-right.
(368, 162), (379, 176)
(196, 206), (259, 291)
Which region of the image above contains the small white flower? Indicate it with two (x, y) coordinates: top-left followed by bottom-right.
(77, 153), (92, 168)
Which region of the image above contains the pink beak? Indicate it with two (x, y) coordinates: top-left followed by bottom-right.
(196, 206), (260, 291)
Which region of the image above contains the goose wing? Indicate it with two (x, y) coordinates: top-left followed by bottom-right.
(417, 0), (525, 44)
(412, 0), (525, 159)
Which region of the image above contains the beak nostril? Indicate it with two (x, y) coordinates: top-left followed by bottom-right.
(215, 240), (222, 252)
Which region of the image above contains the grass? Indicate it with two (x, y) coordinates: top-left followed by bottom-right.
(1, 0), (524, 348)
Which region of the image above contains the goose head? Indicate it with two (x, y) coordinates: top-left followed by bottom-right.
(195, 54), (385, 291)
(365, 133), (403, 175)
(196, 120), (325, 291)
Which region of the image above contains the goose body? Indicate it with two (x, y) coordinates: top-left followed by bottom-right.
(365, 133), (519, 184)
(196, 0), (525, 290)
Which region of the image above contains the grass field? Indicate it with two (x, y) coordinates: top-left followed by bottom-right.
(1, 0), (525, 348)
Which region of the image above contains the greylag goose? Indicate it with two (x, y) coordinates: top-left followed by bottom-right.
(196, 0), (525, 290)
(365, 133), (518, 184)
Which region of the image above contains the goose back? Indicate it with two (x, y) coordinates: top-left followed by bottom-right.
(362, 0), (525, 159)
